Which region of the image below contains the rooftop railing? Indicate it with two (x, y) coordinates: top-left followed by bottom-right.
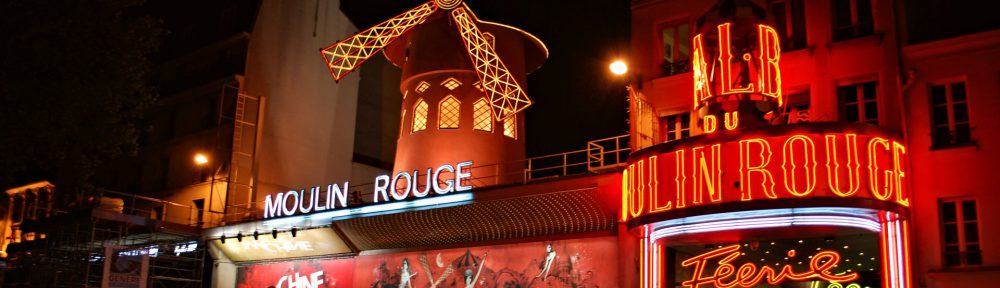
(220, 134), (631, 224)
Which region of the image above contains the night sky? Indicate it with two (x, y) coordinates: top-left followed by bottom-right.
(341, 0), (632, 157)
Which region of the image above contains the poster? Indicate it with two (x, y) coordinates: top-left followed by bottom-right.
(237, 258), (355, 288)
(354, 236), (618, 288)
(102, 246), (149, 288)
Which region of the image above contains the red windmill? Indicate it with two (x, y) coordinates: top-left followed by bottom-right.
(320, 0), (548, 184)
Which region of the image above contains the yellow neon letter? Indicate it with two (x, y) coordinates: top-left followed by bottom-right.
(740, 139), (776, 200)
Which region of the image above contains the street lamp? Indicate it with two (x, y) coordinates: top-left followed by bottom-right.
(194, 153), (209, 165)
(609, 60), (628, 76)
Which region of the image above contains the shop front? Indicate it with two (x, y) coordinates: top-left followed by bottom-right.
(623, 124), (913, 288)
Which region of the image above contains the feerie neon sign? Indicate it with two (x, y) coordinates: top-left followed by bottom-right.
(264, 161), (473, 219)
(621, 125), (910, 222)
(681, 245), (858, 288)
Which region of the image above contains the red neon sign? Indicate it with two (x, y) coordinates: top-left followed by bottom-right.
(692, 23), (783, 109)
(680, 245), (858, 288)
(621, 125), (910, 222)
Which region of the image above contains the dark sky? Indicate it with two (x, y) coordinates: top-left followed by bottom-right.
(341, 0), (631, 157)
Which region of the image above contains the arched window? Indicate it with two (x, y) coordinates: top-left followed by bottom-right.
(503, 114), (517, 139)
(472, 98), (493, 132)
(438, 96), (460, 129)
(412, 99), (428, 133)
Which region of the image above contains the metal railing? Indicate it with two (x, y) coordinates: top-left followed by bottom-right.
(94, 189), (198, 227)
(221, 134), (632, 224)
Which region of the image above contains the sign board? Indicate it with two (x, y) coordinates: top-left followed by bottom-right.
(622, 124), (910, 223)
(214, 228), (352, 262)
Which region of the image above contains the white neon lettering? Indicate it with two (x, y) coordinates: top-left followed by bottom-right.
(373, 175), (390, 203)
(391, 172), (412, 201)
(456, 160), (473, 191)
(433, 164), (456, 194)
(412, 168), (432, 197)
(264, 192), (284, 218)
(282, 190), (299, 216)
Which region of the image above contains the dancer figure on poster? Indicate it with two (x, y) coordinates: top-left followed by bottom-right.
(464, 253), (487, 288)
(400, 258), (418, 288)
(536, 244), (556, 279)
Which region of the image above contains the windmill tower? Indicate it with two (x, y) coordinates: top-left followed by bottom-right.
(321, 0), (547, 184)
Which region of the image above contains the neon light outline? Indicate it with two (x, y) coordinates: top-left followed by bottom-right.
(867, 137), (892, 201)
(757, 24), (783, 106)
(717, 23), (754, 95)
(649, 156), (672, 213)
(704, 115), (718, 134)
(825, 134), (861, 197)
(724, 111), (739, 130)
(782, 135), (818, 196)
(692, 144), (723, 204)
(739, 139), (776, 201)
(692, 34), (712, 106)
(892, 142), (910, 206)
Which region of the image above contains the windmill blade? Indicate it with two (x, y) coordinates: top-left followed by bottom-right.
(321, 1), (438, 80)
(450, 7), (531, 120)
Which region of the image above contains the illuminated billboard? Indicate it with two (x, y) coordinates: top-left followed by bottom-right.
(237, 258), (354, 288)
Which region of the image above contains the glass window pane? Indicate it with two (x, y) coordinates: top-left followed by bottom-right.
(953, 103), (969, 122)
(662, 27), (676, 62)
(931, 85), (947, 104)
(952, 82), (966, 101)
(681, 114), (690, 128)
(839, 85), (858, 103)
(790, 0), (807, 48)
(856, 0), (874, 34)
(945, 246), (961, 266)
(962, 200), (977, 220)
(942, 202), (957, 222)
(863, 82), (877, 100)
(944, 223), (959, 244)
(678, 24), (690, 60)
(965, 223), (979, 243)
(833, 0), (852, 28)
(846, 105), (859, 122)
(933, 106), (950, 126)
(865, 101), (878, 121)
(967, 250), (982, 265)
(955, 124), (971, 144)
(933, 127), (951, 145)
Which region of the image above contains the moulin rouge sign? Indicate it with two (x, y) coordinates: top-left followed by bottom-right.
(621, 124), (910, 222)
(264, 161), (473, 219)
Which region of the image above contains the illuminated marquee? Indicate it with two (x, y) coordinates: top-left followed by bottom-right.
(621, 124), (909, 223)
(264, 161), (473, 219)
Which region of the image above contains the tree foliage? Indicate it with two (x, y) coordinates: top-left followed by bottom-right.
(0, 0), (162, 194)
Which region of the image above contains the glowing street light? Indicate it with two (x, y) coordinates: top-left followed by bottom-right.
(194, 153), (209, 165)
(609, 60), (628, 76)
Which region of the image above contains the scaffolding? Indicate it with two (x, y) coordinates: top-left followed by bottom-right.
(4, 189), (205, 288)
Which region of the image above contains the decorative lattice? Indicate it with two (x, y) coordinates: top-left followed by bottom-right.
(441, 77), (462, 90)
(451, 7), (532, 120)
(415, 81), (431, 94)
(473, 98), (492, 132)
(412, 99), (428, 133)
(503, 114), (516, 139)
(473, 81), (484, 91)
(439, 96), (460, 129)
(321, 2), (437, 80)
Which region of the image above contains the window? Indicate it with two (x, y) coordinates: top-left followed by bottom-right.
(838, 81), (878, 125)
(659, 21), (690, 76)
(770, 0), (807, 50)
(441, 78), (462, 90)
(415, 81), (431, 94)
(503, 115), (516, 139)
(438, 96), (460, 129)
(473, 98), (493, 132)
(831, 0), (874, 41)
(412, 99), (428, 133)
(931, 81), (972, 147)
(940, 199), (982, 267)
(660, 113), (690, 142)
